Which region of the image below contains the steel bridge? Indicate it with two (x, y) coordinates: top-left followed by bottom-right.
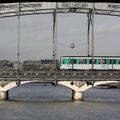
(0, 2), (120, 101)
(0, 2), (120, 82)
(0, 70), (120, 82)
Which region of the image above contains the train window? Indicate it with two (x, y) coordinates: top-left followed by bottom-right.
(70, 59), (73, 64)
(110, 59), (116, 64)
(100, 59), (105, 64)
(113, 59), (116, 64)
(99, 59), (102, 64)
(73, 59), (77, 64)
(110, 59), (112, 64)
(104, 59), (106, 64)
(103, 59), (105, 64)
(79, 59), (85, 64)
(105, 59), (107, 64)
(79, 59), (81, 64)
(69, 59), (76, 64)
(89, 59), (96, 64)
(84, 59), (86, 64)
(62, 59), (65, 64)
(90, 59), (92, 64)
(114, 60), (116, 64)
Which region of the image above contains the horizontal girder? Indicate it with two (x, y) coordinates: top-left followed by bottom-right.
(0, 70), (120, 82)
(0, 2), (120, 18)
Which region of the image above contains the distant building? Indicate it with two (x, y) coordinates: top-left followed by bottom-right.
(23, 59), (58, 71)
(41, 59), (53, 64)
(0, 60), (22, 70)
(23, 60), (41, 71)
(40, 59), (54, 70)
(9, 61), (22, 70)
(0, 60), (9, 70)
(0, 59), (59, 71)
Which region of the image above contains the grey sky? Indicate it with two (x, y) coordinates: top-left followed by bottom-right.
(0, 12), (120, 61)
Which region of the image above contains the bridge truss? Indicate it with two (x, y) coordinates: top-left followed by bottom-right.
(0, 70), (120, 83)
(0, 2), (120, 17)
(0, 2), (120, 84)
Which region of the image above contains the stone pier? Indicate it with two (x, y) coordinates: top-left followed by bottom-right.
(72, 90), (83, 101)
(0, 91), (9, 100)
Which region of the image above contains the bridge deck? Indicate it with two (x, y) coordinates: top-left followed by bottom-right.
(0, 70), (120, 82)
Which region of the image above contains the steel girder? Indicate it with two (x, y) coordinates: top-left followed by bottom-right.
(0, 2), (120, 18)
(0, 70), (120, 82)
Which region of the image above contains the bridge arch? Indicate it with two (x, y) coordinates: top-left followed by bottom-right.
(57, 80), (119, 101)
(0, 80), (119, 101)
(0, 80), (119, 92)
(58, 81), (119, 92)
(0, 81), (39, 92)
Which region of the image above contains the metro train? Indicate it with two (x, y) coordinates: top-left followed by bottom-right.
(60, 56), (120, 70)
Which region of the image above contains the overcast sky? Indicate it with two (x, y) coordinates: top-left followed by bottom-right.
(0, 12), (120, 61)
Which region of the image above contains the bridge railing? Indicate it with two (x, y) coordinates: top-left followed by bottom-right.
(0, 70), (120, 81)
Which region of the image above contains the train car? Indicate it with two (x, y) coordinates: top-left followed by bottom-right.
(60, 56), (120, 70)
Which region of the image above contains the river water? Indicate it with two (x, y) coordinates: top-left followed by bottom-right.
(0, 83), (120, 120)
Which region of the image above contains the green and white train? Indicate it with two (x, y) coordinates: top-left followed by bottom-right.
(60, 56), (120, 70)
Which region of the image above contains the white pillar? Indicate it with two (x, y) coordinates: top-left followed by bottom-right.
(72, 90), (83, 101)
(0, 91), (9, 100)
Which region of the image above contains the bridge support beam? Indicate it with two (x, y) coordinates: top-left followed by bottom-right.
(0, 91), (9, 100)
(72, 90), (83, 101)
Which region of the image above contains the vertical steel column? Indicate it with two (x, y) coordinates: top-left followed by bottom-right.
(91, 3), (95, 70)
(91, 3), (95, 84)
(87, 11), (92, 56)
(53, 2), (57, 70)
(17, 2), (20, 86)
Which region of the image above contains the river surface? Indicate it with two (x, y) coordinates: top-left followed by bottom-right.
(0, 83), (120, 120)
